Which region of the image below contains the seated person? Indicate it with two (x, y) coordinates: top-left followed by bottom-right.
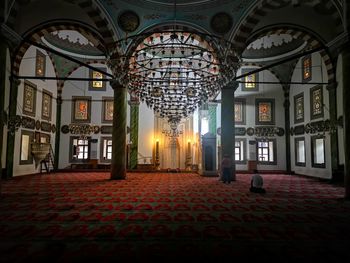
(250, 169), (266, 193)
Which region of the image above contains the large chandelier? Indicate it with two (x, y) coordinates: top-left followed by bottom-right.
(109, 28), (239, 126)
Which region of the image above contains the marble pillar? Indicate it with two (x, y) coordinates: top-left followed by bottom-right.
(110, 81), (127, 180)
(128, 99), (139, 170)
(0, 36), (7, 179)
(221, 82), (238, 181)
(54, 92), (62, 170)
(327, 82), (339, 176)
(6, 77), (20, 179)
(342, 45), (350, 199)
(208, 102), (218, 136)
(283, 85), (291, 174)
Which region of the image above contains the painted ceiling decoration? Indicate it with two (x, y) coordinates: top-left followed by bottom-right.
(119, 0), (234, 11)
(117, 10), (141, 33)
(42, 31), (104, 57)
(5, 0), (343, 122)
(247, 34), (295, 50)
(210, 12), (233, 35)
(243, 37), (306, 61)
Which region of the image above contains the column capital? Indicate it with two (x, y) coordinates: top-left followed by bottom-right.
(327, 81), (338, 91)
(208, 101), (218, 107)
(9, 76), (21, 86)
(56, 96), (63, 105)
(225, 80), (239, 90)
(109, 80), (124, 89)
(283, 100), (290, 108)
(282, 84), (290, 91)
(56, 90), (63, 105)
(283, 85), (290, 99)
(128, 100), (140, 106)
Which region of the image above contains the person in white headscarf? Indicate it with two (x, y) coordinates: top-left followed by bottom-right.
(250, 169), (266, 193)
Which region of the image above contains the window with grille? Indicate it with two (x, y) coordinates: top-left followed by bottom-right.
(295, 137), (306, 166)
(311, 135), (325, 168)
(70, 137), (90, 162)
(256, 139), (276, 165)
(235, 139), (246, 164)
(101, 137), (112, 162)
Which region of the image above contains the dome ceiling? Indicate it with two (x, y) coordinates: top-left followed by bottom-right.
(41, 31), (104, 57)
(100, 0), (256, 37)
(243, 34), (306, 60)
(119, 0), (233, 9)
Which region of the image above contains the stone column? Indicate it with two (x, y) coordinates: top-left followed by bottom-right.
(343, 0), (350, 199)
(221, 82), (238, 181)
(327, 82), (339, 176)
(342, 45), (350, 199)
(283, 85), (291, 174)
(6, 77), (20, 179)
(110, 81), (127, 180)
(54, 91), (62, 171)
(0, 36), (7, 179)
(128, 98), (139, 170)
(208, 102), (218, 135)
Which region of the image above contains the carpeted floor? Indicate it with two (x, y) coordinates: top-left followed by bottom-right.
(0, 172), (350, 262)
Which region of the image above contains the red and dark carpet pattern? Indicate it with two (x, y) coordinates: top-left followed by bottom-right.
(0, 172), (350, 261)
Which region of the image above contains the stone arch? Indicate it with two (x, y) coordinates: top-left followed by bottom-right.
(114, 20), (216, 58)
(58, 60), (110, 91)
(74, 0), (118, 48)
(244, 25), (335, 84)
(5, 0), (117, 48)
(231, 0), (343, 53)
(12, 20), (108, 76)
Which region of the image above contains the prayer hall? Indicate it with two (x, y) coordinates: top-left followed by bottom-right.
(0, 0), (350, 261)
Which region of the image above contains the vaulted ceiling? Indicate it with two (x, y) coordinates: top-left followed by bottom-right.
(1, 0), (346, 84)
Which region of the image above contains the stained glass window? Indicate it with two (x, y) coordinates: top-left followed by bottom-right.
(294, 93), (304, 123)
(35, 50), (46, 77)
(259, 103), (271, 122)
(23, 81), (37, 117)
(245, 74), (255, 88)
(310, 86), (323, 119)
(241, 69), (259, 91)
(234, 98), (245, 124)
(256, 99), (275, 125)
(41, 90), (52, 121)
(72, 96), (91, 122)
(102, 97), (114, 123)
(302, 55), (312, 82)
(89, 68), (106, 91)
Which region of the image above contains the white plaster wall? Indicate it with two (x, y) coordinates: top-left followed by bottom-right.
(59, 64), (116, 169)
(215, 68), (285, 172)
(290, 52), (332, 179)
(336, 55), (344, 165)
(14, 46), (57, 176)
(138, 102), (155, 163)
(234, 67), (286, 171)
(2, 49), (11, 171)
(58, 63), (159, 168)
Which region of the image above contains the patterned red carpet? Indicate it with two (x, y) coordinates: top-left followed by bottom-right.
(1, 172), (350, 262)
